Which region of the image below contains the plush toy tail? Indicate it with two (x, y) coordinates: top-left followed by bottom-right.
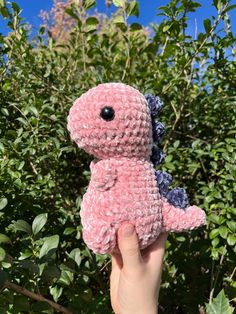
(161, 199), (206, 232)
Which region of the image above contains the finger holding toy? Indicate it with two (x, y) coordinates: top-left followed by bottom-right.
(110, 223), (167, 314)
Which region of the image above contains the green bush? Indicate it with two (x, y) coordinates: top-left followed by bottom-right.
(0, 0), (235, 313)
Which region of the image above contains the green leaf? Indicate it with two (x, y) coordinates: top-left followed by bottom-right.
(83, 0), (96, 10)
(17, 161), (25, 170)
(65, 8), (79, 20)
(227, 234), (236, 246)
(209, 229), (219, 239)
(211, 247), (219, 260)
(113, 15), (125, 24)
(218, 226), (228, 239)
(16, 117), (28, 126)
(0, 234), (11, 244)
(14, 178), (22, 188)
(205, 290), (234, 314)
(58, 270), (74, 286)
(165, 155), (173, 163)
(113, 0), (125, 7)
(173, 140), (180, 148)
(28, 106), (38, 116)
(63, 227), (75, 235)
(84, 25), (97, 33)
(39, 26), (45, 35)
(11, 2), (20, 13)
(0, 198), (7, 210)
(127, 0), (139, 17)
(163, 24), (172, 32)
(50, 286), (63, 303)
(19, 250), (32, 260)
(0, 6), (9, 18)
(130, 22), (142, 31)
(212, 237), (219, 247)
(86, 17), (99, 25)
(176, 236), (186, 242)
(0, 247), (6, 261)
(2, 81), (11, 91)
(208, 214), (220, 225)
(227, 221), (236, 232)
(0, 142), (4, 153)
(1, 108), (9, 116)
(13, 220), (32, 234)
(0, 0), (6, 7)
(164, 162), (175, 171)
(42, 265), (61, 283)
(84, 17), (99, 32)
(39, 235), (59, 259)
(32, 213), (48, 235)
(69, 248), (81, 267)
(204, 18), (211, 33)
(222, 4), (236, 14)
(213, 0), (223, 11)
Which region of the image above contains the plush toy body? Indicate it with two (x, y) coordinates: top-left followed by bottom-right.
(67, 83), (206, 254)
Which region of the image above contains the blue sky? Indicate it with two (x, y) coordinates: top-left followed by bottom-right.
(0, 0), (236, 36)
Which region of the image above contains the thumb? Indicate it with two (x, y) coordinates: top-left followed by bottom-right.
(117, 224), (143, 271)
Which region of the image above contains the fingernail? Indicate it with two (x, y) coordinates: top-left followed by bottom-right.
(122, 224), (134, 237)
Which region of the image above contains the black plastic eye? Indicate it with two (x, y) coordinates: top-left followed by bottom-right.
(100, 106), (115, 121)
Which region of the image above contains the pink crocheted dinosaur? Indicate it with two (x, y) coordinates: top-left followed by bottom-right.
(67, 83), (206, 254)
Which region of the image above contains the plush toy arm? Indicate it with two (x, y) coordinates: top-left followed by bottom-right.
(90, 160), (117, 191)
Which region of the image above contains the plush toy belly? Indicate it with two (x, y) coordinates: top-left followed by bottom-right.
(80, 158), (163, 254)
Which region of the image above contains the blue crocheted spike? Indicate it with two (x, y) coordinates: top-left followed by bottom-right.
(150, 146), (165, 166)
(155, 170), (172, 197)
(145, 94), (164, 117)
(152, 121), (166, 144)
(166, 187), (189, 209)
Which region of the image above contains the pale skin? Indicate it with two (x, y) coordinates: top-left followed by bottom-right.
(110, 224), (168, 314)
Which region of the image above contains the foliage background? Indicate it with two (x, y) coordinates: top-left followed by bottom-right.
(0, 0), (235, 313)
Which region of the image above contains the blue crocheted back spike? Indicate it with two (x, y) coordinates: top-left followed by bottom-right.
(145, 94), (164, 117)
(155, 170), (189, 209)
(152, 121), (165, 144)
(155, 170), (172, 196)
(145, 94), (165, 163)
(146, 94), (190, 210)
(166, 188), (189, 209)
(150, 145), (165, 166)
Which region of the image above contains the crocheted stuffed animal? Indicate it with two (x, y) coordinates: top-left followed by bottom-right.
(67, 83), (206, 254)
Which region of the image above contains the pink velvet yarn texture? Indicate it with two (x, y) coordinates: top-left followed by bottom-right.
(67, 83), (206, 254)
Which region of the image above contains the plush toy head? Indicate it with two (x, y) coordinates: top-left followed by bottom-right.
(67, 83), (153, 159)
(67, 82), (206, 254)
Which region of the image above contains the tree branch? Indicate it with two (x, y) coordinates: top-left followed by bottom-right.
(4, 281), (73, 314)
(163, 1), (230, 93)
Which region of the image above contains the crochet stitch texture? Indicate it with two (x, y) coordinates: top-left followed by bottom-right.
(67, 83), (206, 254)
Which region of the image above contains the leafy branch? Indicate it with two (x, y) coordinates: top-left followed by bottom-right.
(163, 1), (230, 93)
(4, 281), (73, 314)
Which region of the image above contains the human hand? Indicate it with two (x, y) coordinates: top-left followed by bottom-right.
(110, 224), (167, 314)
